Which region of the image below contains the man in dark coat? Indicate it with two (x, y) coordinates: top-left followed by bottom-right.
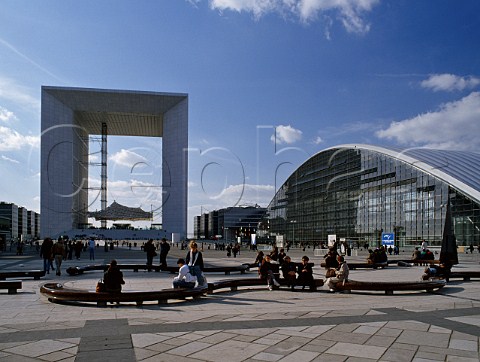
(159, 238), (170, 270)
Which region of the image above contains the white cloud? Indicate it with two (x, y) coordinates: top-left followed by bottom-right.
(376, 92), (480, 151)
(0, 76), (40, 111)
(271, 125), (302, 144)
(1, 155), (19, 163)
(109, 149), (148, 168)
(421, 74), (480, 92)
(208, 0), (379, 34)
(0, 125), (39, 151)
(206, 183), (275, 205)
(0, 106), (17, 123)
(312, 136), (323, 145)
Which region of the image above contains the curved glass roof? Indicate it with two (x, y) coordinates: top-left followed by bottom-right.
(324, 144), (480, 204)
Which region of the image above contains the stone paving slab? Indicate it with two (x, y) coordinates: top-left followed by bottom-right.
(0, 248), (479, 361)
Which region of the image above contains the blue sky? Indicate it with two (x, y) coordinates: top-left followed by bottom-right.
(1, 0), (480, 236)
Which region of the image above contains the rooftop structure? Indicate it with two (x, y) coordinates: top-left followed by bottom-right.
(258, 144), (480, 247)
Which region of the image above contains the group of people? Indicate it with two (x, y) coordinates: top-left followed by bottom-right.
(411, 247), (435, 261)
(143, 238), (171, 271)
(39, 237), (67, 276)
(256, 251), (315, 291)
(101, 240), (207, 293)
(367, 246), (389, 264)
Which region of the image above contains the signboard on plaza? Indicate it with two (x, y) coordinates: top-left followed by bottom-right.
(381, 232), (395, 246)
(328, 234), (336, 247)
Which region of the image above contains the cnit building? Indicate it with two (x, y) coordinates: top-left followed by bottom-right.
(257, 144), (480, 248)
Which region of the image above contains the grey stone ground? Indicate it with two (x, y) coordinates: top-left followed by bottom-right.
(1, 243), (479, 361)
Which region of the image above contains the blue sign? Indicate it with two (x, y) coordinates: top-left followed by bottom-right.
(381, 232), (395, 246)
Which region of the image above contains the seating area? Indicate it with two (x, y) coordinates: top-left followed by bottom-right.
(0, 270), (45, 280)
(207, 277), (324, 294)
(0, 280), (23, 294)
(331, 279), (446, 295)
(40, 282), (207, 307)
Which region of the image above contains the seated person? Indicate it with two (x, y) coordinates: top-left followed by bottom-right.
(423, 249), (435, 260)
(324, 248), (339, 269)
(326, 255), (349, 292)
(104, 259), (125, 293)
(296, 256), (314, 290)
(367, 249), (376, 264)
(254, 251), (265, 267)
(412, 247), (421, 260)
(259, 255), (280, 291)
(377, 246), (388, 263)
(422, 262), (452, 280)
(173, 258), (197, 289)
(269, 246), (279, 261)
(281, 255), (297, 290)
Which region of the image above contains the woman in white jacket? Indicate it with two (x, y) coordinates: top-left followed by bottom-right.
(326, 255), (349, 292)
(173, 258), (197, 289)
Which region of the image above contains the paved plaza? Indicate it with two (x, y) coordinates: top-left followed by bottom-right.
(0, 244), (479, 361)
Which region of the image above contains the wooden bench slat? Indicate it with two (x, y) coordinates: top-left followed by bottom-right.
(0, 270), (45, 280)
(40, 283), (207, 306)
(0, 280), (23, 294)
(446, 271), (480, 281)
(207, 277), (324, 293)
(333, 279), (446, 294)
(67, 264), (249, 276)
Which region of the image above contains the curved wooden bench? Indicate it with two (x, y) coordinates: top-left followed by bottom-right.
(447, 271), (480, 281)
(320, 262), (387, 270)
(68, 264), (249, 276)
(245, 262), (315, 270)
(332, 279), (446, 295)
(40, 283), (207, 307)
(0, 270), (45, 280)
(208, 277), (324, 294)
(0, 280), (22, 294)
(163, 265), (249, 275)
(412, 259), (440, 266)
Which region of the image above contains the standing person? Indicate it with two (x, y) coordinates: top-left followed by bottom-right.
(67, 240), (73, 260)
(40, 237), (54, 274)
(226, 244), (232, 257)
(185, 241), (206, 286)
(278, 248), (286, 264)
(259, 255), (280, 291)
(88, 237), (95, 261)
(74, 240), (83, 260)
(172, 258), (197, 289)
(232, 244), (238, 258)
(326, 255), (350, 292)
(144, 239), (157, 271)
(52, 239), (65, 276)
(297, 256), (314, 290)
(159, 238), (170, 270)
(421, 239), (428, 251)
(104, 260), (125, 293)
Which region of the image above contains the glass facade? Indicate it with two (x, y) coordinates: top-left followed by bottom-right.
(257, 146), (480, 248)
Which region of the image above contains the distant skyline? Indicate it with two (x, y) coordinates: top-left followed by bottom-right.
(1, 1), (479, 236)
